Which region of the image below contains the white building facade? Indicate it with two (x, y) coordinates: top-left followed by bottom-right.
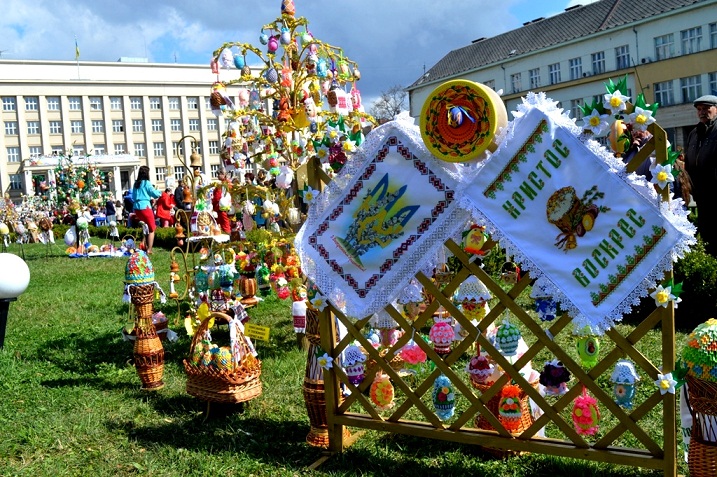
(407, 0), (717, 149)
(0, 59), (247, 202)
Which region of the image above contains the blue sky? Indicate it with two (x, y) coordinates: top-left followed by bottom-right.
(0, 0), (596, 105)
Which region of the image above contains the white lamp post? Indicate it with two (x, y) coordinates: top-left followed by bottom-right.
(0, 253), (31, 349)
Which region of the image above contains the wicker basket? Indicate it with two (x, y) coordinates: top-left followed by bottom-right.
(183, 311), (262, 404)
(472, 377), (539, 434)
(687, 375), (717, 476)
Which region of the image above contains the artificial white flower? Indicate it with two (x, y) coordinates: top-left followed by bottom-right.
(649, 284), (681, 309)
(650, 163), (675, 190)
(582, 109), (610, 135)
(628, 107), (656, 131)
(342, 138), (357, 153)
(315, 143), (331, 163)
(603, 90), (630, 115)
(317, 352), (334, 370)
(311, 294), (328, 311)
(302, 186), (319, 205)
(325, 123), (343, 144)
(654, 372), (677, 395)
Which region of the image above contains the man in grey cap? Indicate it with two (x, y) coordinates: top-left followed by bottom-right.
(685, 94), (717, 255)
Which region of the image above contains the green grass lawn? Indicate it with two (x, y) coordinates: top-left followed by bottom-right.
(0, 241), (689, 476)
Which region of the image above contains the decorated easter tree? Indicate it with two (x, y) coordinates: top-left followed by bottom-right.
(206, 0), (375, 235)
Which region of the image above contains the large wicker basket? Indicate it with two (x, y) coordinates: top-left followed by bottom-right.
(687, 375), (717, 477)
(183, 311), (262, 404)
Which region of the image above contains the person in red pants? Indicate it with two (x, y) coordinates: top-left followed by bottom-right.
(212, 170), (231, 234)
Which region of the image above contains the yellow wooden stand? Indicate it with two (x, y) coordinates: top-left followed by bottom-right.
(311, 122), (679, 476)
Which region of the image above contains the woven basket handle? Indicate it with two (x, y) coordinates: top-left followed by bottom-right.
(188, 311), (253, 363)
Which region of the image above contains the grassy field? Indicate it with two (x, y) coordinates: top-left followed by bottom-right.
(0, 241), (689, 476)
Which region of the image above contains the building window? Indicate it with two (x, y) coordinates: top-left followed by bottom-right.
(548, 63), (561, 85)
(170, 119), (182, 132)
(654, 34), (674, 61)
(153, 142), (165, 157)
(132, 119), (144, 132)
(591, 51), (605, 74)
(6, 147), (20, 163)
(680, 75), (703, 103)
(94, 145), (106, 155)
(151, 119), (163, 132)
(4, 121), (17, 135)
(112, 120), (124, 133)
(615, 45), (630, 70)
(47, 97), (60, 111)
(174, 166), (185, 180)
(155, 167), (167, 183)
(29, 146), (42, 158)
(681, 27), (702, 54)
(210, 164), (220, 178)
(207, 118), (218, 131)
(91, 120), (104, 133)
(149, 97), (161, 110)
(208, 140), (219, 155)
(510, 73), (521, 94)
(25, 96), (38, 111)
(709, 72), (717, 98)
(130, 97), (142, 110)
(188, 119), (199, 131)
(73, 146), (85, 156)
(134, 143), (146, 157)
(569, 58), (582, 80)
(49, 121), (62, 134)
(110, 97), (122, 110)
(27, 121), (40, 135)
(51, 145), (64, 154)
(569, 99), (583, 120)
(187, 97), (198, 110)
(483, 79), (495, 90)
(711, 23), (717, 49)
(168, 97), (180, 110)
(529, 69), (540, 89)
(9, 173), (22, 190)
(68, 96), (82, 111)
(71, 120), (83, 133)
(205, 97), (212, 110)
(2, 97), (16, 111)
(114, 144), (126, 154)
(89, 97), (102, 111)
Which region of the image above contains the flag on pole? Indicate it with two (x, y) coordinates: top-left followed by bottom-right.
(74, 37), (80, 61)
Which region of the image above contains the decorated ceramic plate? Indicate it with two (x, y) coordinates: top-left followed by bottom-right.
(420, 79), (507, 162)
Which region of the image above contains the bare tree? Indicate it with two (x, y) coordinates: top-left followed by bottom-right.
(369, 85), (407, 123)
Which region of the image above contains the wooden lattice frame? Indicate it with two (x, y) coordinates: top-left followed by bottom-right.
(312, 123), (678, 476)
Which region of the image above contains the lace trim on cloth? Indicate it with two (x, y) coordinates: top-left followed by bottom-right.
(295, 116), (472, 320)
(464, 92), (695, 334)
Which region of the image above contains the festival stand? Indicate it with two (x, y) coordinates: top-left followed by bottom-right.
(296, 78), (693, 476)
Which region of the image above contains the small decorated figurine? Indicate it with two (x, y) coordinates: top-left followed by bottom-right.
(610, 359), (640, 409)
(466, 354), (494, 386)
(292, 286), (308, 333)
(432, 375), (456, 421)
(575, 326), (600, 368)
(572, 387), (600, 436)
(396, 279), (424, 322)
(501, 261), (520, 284)
(462, 224), (490, 256)
(539, 359), (571, 396)
(370, 373), (395, 411)
(496, 319), (521, 357)
(343, 344), (366, 386)
(429, 321), (454, 358)
(530, 282), (557, 322)
(498, 384), (524, 432)
(455, 275), (491, 322)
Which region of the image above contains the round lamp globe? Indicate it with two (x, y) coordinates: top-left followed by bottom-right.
(0, 253), (30, 299)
